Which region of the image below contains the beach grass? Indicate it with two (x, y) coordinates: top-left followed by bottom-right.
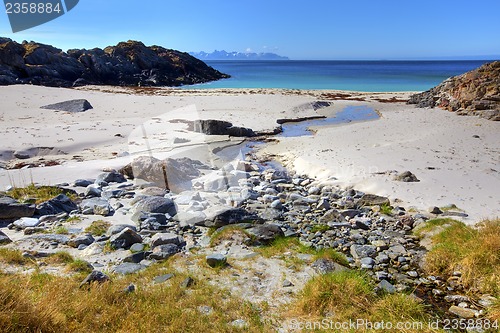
(6, 183), (78, 204)
(0, 261), (266, 333)
(84, 220), (111, 236)
(423, 218), (500, 298)
(0, 248), (32, 265)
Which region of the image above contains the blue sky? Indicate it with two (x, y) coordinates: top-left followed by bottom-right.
(1, 0), (499, 60)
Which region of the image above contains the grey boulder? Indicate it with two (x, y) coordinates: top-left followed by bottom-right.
(132, 196), (176, 217)
(148, 243), (179, 260)
(81, 198), (113, 216)
(109, 227), (142, 249)
(203, 208), (261, 228)
(79, 270), (110, 288)
(68, 233), (95, 248)
(0, 230), (12, 244)
(150, 233), (185, 248)
(41, 99), (93, 113)
(12, 217), (40, 229)
(0, 196), (35, 219)
(206, 253), (227, 267)
(246, 223), (284, 243)
(36, 194), (78, 216)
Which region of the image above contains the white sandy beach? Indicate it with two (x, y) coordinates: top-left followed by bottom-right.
(0, 85), (498, 223)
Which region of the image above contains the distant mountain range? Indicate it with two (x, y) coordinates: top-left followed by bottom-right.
(190, 50), (289, 61)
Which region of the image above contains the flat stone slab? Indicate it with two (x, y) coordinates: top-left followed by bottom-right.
(41, 99), (93, 113)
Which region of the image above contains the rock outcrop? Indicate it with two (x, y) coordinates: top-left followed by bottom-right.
(408, 61), (500, 120)
(0, 38), (229, 87)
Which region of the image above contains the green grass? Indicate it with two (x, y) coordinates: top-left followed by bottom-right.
(380, 203), (393, 215)
(84, 220), (111, 236)
(46, 251), (74, 264)
(66, 216), (82, 223)
(54, 226), (69, 235)
(413, 218), (459, 238)
(102, 241), (116, 253)
(422, 218), (500, 320)
(45, 252), (92, 274)
(439, 203), (464, 212)
(293, 270), (373, 317)
(288, 270), (441, 332)
(256, 237), (312, 258)
(254, 237), (348, 272)
(6, 184), (78, 204)
(312, 248), (349, 266)
(310, 224), (330, 233)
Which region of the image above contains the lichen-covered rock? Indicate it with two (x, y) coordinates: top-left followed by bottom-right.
(409, 61), (500, 120)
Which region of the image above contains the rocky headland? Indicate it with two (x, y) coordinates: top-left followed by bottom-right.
(0, 38), (229, 87)
(408, 61), (500, 120)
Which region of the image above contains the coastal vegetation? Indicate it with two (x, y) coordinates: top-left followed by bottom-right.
(0, 218), (498, 331)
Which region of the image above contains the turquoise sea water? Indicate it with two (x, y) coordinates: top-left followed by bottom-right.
(187, 60), (492, 92)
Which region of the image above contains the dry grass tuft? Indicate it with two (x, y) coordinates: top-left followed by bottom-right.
(0, 261), (267, 333)
(293, 270), (373, 318)
(424, 218), (500, 294)
(0, 248), (32, 265)
(7, 184), (78, 204)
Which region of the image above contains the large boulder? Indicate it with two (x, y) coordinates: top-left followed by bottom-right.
(246, 223), (285, 243)
(148, 243), (180, 260)
(193, 119), (255, 137)
(0, 196), (35, 220)
(80, 198), (114, 216)
(95, 171), (126, 185)
(120, 156), (202, 193)
(67, 234), (95, 248)
(12, 217), (40, 229)
(150, 233), (185, 248)
(132, 196), (177, 217)
(109, 227), (143, 249)
(36, 194), (78, 216)
(408, 61), (500, 121)
(79, 270), (110, 288)
(357, 194), (390, 207)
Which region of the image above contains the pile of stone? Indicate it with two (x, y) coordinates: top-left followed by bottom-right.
(0, 153), (492, 319)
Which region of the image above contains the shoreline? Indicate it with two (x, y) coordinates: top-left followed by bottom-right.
(1, 85), (499, 223)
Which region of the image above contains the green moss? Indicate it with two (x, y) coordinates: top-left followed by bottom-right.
(311, 224), (330, 233)
(84, 220), (111, 236)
